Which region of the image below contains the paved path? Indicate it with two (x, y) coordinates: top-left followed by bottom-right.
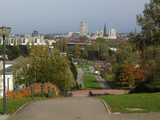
(77, 68), (84, 88)
(96, 75), (111, 89)
(0, 115), (8, 120)
(72, 89), (128, 97)
(8, 97), (109, 120)
(7, 97), (160, 120)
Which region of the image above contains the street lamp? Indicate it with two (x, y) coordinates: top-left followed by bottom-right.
(0, 26), (11, 114)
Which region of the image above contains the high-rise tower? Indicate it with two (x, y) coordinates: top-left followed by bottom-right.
(80, 20), (88, 36)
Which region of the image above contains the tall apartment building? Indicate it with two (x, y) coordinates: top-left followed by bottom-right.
(80, 20), (88, 36)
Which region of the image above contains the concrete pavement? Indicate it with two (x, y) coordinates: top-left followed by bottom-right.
(0, 115), (9, 120)
(8, 97), (109, 120)
(77, 68), (84, 88)
(6, 97), (160, 120)
(72, 89), (128, 97)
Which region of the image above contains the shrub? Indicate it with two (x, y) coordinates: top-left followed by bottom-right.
(7, 83), (59, 99)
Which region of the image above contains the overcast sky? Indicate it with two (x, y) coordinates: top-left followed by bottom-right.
(0, 0), (149, 33)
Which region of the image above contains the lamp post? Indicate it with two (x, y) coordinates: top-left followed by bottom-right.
(0, 26), (11, 114)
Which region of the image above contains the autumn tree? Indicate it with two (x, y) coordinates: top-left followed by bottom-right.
(121, 64), (144, 88)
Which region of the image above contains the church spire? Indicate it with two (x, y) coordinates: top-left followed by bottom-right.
(103, 24), (107, 37)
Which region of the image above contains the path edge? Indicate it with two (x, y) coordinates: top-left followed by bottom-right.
(7, 102), (31, 120)
(101, 99), (112, 114)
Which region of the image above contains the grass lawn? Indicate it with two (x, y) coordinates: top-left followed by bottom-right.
(80, 62), (100, 89)
(101, 93), (160, 113)
(104, 74), (114, 81)
(0, 97), (46, 114)
(83, 73), (100, 89)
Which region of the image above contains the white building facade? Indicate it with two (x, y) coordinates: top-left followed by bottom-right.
(0, 61), (14, 98)
(0, 34), (56, 46)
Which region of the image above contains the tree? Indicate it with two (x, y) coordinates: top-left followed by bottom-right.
(74, 44), (81, 59)
(56, 39), (68, 52)
(137, 0), (160, 46)
(13, 46), (75, 93)
(131, 0), (160, 87)
(121, 64), (144, 88)
(95, 38), (108, 60)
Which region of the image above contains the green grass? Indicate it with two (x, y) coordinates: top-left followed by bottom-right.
(104, 74), (114, 81)
(81, 64), (90, 72)
(0, 97), (32, 114)
(0, 97), (47, 114)
(83, 73), (100, 89)
(103, 73), (129, 89)
(80, 61), (100, 89)
(101, 93), (160, 113)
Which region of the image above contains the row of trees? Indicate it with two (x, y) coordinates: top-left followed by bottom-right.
(0, 45), (29, 60)
(94, 0), (160, 90)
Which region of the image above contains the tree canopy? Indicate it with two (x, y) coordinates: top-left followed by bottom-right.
(13, 46), (75, 91)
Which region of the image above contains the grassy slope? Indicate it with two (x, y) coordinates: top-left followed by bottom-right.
(81, 63), (101, 89)
(0, 97), (46, 114)
(83, 73), (100, 89)
(0, 97), (32, 114)
(104, 74), (114, 81)
(101, 93), (160, 113)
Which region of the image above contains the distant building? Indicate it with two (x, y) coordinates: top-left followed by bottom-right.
(108, 28), (117, 39)
(118, 33), (129, 40)
(90, 25), (117, 40)
(67, 32), (74, 38)
(0, 30), (57, 46)
(32, 30), (39, 37)
(80, 20), (89, 36)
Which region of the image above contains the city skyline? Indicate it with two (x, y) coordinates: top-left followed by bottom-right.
(0, 0), (149, 33)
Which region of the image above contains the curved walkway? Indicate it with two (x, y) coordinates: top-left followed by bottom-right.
(77, 68), (84, 88)
(96, 75), (111, 89)
(8, 97), (109, 120)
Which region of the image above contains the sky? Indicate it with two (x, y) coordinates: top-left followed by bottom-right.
(0, 0), (149, 34)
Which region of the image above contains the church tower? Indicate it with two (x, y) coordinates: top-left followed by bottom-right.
(103, 24), (107, 37)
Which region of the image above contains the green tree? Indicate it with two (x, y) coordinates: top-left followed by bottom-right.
(74, 44), (81, 59)
(131, 0), (160, 87)
(14, 46), (75, 93)
(56, 39), (68, 52)
(137, 0), (160, 46)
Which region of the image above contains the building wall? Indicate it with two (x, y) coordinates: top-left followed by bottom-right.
(0, 62), (14, 98)
(0, 75), (14, 98)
